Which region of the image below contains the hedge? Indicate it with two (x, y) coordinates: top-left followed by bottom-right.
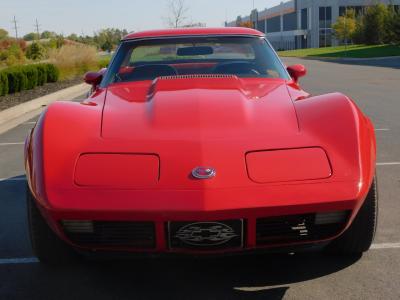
(36, 64), (47, 86)
(4, 67), (28, 94)
(0, 72), (8, 96)
(45, 64), (59, 82)
(0, 63), (59, 96)
(22, 65), (38, 90)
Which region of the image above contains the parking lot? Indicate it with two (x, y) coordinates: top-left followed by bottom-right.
(0, 57), (399, 299)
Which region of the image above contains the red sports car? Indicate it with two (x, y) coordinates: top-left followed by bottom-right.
(25, 28), (378, 264)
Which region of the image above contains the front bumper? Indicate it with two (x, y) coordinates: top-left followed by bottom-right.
(37, 180), (365, 254)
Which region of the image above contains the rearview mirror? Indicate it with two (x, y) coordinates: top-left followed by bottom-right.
(287, 64), (307, 83)
(177, 46), (214, 56)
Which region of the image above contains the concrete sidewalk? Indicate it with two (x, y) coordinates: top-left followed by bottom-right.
(0, 83), (89, 135)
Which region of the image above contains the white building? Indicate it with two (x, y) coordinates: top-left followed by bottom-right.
(227, 0), (400, 50)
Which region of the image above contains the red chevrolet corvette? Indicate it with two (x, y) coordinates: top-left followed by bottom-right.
(25, 28), (378, 264)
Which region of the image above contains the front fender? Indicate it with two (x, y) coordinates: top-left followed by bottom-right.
(294, 92), (376, 212)
(25, 91), (106, 208)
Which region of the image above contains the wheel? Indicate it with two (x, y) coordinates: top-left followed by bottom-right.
(326, 176), (378, 255)
(27, 185), (78, 265)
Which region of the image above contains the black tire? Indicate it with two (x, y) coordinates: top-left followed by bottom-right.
(27, 185), (78, 265)
(326, 176), (378, 255)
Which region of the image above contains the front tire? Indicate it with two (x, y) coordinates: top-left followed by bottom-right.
(27, 185), (78, 265)
(326, 176), (378, 255)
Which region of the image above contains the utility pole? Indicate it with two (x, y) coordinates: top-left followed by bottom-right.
(35, 18), (41, 40)
(12, 16), (18, 39)
(225, 9), (227, 26)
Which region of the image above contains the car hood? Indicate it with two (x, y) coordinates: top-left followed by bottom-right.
(102, 76), (299, 142)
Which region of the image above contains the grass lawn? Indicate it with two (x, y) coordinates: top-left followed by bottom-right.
(278, 44), (400, 58)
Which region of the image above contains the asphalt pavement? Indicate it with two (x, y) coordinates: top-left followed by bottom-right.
(0, 57), (399, 299)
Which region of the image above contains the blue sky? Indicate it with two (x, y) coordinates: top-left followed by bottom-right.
(0, 0), (282, 37)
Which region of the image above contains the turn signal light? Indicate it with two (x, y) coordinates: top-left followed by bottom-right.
(315, 211), (349, 225)
(61, 220), (94, 233)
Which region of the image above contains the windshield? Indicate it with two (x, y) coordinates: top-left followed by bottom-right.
(102, 36), (290, 86)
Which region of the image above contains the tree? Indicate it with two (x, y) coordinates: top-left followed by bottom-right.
(26, 42), (47, 60)
(182, 22), (206, 28)
(0, 39), (12, 51)
(55, 36), (65, 48)
(3, 43), (25, 66)
(67, 33), (79, 41)
(235, 16), (243, 26)
(332, 9), (356, 43)
(352, 16), (365, 44)
(101, 40), (113, 52)
(363, 4), (389, 45)
(23, 32), (40, 41)
(94, 28), (128, 51)
(0, 28), (8, 40)
(385, 7), (400, 44)
(17, 39), (27, 51)
(41, 31), (56, 39)
(166, 0), (189, 28)
(237, 21), (253, 28)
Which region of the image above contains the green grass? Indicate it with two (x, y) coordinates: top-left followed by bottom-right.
(278, 44), (400, 58)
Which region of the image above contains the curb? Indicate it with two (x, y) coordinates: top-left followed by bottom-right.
(0, 83), (89, 135)
(281, 56), (400, 62)
(333, 56), (400, 61)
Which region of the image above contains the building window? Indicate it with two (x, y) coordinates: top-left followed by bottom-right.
(301, 8), (308, 30)
(319, 6), (332, 47)
(283, 12), (297, 31)
(267, 16), (281, 33)
(257, 20), (266, 33)
(326, 7), (332, 28)
(319, 7), (326, 28)
(319, 29), (333, 47)
(340, 6), (364, 17)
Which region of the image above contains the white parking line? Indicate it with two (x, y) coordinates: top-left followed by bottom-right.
(0, 142), (24, 146)
(377, 162), (400, 166)
(371, 243), (400, 250)
(0, 177), (26, 182)
(0, 257), (39, 265)
(375, 129), (390, 131)
(0, 242), (398, 265)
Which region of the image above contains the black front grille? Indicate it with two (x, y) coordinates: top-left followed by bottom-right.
(256, 212), (350, 246)
(61, 221), (156, 249)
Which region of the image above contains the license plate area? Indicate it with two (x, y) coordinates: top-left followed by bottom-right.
(168, 219), (244, 250)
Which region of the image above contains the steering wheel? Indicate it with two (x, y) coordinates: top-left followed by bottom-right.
(212, 62), (260, 76)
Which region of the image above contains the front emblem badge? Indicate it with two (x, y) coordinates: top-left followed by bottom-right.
(192, 167), (216, 179)
(174, 222), (237, 246)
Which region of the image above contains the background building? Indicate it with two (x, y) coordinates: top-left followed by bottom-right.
(227, 0), (400, 50)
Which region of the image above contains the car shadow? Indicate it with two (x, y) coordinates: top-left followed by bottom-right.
(19, 252), (361, 300)
(0, 175), (361, 300)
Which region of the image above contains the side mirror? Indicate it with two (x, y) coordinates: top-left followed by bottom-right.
(84, 71), (103, 88)
(287, 64), (307, 83)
